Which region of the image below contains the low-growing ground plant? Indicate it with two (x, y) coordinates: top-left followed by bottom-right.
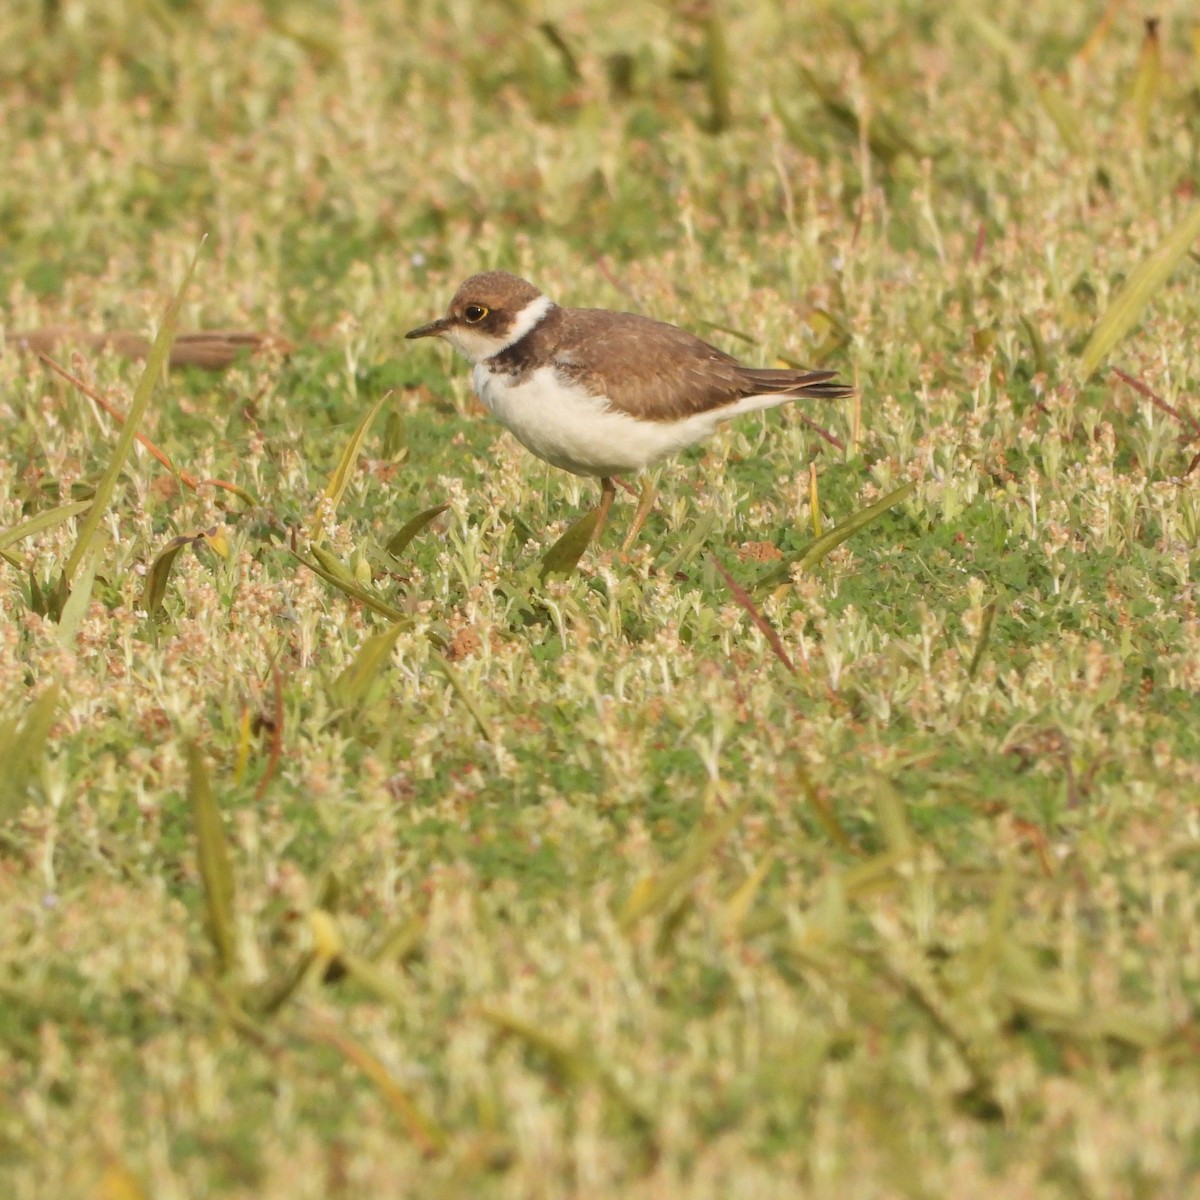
(1, 2), (1199, 1197)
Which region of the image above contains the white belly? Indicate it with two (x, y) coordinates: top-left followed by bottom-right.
(472, 364), (726, 477)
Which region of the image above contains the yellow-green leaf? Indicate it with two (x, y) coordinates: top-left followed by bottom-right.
(540, 507), (601, 579)
(658, 508), (719, 575)
(1018, 314), (1050, 376)
(233, 706), (252, 786)
(320, 391), (390, 515)
(435, 657), (497, 744)
(1036, 80), (1085, 154)
(331, 621), (406, 708)
(385, 503), (449, 558)
(841, 847), (909, 899)
(95, 1162), (150, 1200)
(479, 1007), (589, 1082)
(187, 742), (237, 975)
(142, 534), (196, 618)
(57, 530), (108, 646)
(0, 685), (60, 819)
(967, 600), (998, 679)
(1130, 18), (1162, 141)
(62, 242), (202, 587)
(961, 11), (1021, 66)
(336, 947), (410, 1008)
(720, 853), (773, 937)
(309, 543), (358, 587)
(365, 912), (426, 966)
(0, 500), (90, 554)
(479, 1006), (652, 1130)
(809, 464), (823, 537)
(620, 796), (745, 930)
(291, 550), (408, 621)
(302, 1019), (447, 1156)
(701, 2), (732, 133)
(874, 776), (914, 856)
(247, 948), (316, 1017)
(756, 478), (918, 589)
(1078, 204), (1200, 379)
(204, 526), (231, 558)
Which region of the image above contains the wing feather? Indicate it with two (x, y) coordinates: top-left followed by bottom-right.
(488, 306), (853, 422)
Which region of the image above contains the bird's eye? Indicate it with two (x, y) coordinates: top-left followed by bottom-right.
(463, 304), (489, 323)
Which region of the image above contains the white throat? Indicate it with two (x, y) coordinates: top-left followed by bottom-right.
(444, 294), (554, 364)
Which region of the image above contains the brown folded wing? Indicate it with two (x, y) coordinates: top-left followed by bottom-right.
(487, 306), (852, 422)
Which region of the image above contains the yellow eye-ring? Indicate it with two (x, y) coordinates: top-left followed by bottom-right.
(464, 304), (489, 323)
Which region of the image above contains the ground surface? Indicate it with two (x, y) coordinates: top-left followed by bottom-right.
(2, 2), (1199, 1197)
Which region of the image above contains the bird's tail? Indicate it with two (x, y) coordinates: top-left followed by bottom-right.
(739, 367), (854, 401)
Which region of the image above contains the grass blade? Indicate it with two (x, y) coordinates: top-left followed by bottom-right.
(700, 2), (733, 133)
(233, 706), (252, 786)
(479, 1007), (653, 1131)
(960, 11), (1021, 65)
(385, 503), (449, 557)
(61, 241), (203, 589)
(0, 501), (90, 555)
(967, 600), (998, 679)
(874, 776), (914, 856)
(435, 657), (497, 744)
(540, 507), (601, 579)
(1036, 81), (1085, 154)
(336, 947), (412, 1008)
(658, 508), (719, 575)
(0, 685), (60, 820)
(95, 1161), (150, 1200)
(142, 533), (197, 619)
(1078, 204), (1200, 379)
(364, 912), (426, 967)
(56, 531), (107, 644)
(39, 351), (191, 487)
(320, 392), (390, 515)
(755, 479), (918, 589)
(1075, 0), (1120, 66)
(309, 543), (359, 587)
(330, 621), (406, 708)
(620, 797), (745, 930)
(1130, 19), (1161, 140)
(1110, 366), (1200, 439)
(253, 666), (286, 803)
(536, 20), (581, 81)
(290, 550), (409, 622)
(480, 1007), (586, 1080)
(187, 742), (238, 976)
(720, 853), (773, 937)
(874, 932), (1000, 1113)
(301, 1019), (447, 1156)
(809, 463), (822, 537)
(795, 761), (859, 855)
(1018, 314), (1050, 376)
(141, 527), (225, 619)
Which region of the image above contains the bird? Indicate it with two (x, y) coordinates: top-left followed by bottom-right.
(405, 271), (853, 549)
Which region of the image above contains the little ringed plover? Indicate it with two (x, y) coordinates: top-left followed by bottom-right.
(406, 271), (853, 548)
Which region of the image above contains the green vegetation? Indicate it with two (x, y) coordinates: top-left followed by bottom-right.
(2, 2), (1200, 1196)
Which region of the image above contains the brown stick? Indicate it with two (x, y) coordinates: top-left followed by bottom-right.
(1111, 366), (1200, 440)
(36, 351), (247, 498)
(711, 554), (797, 674)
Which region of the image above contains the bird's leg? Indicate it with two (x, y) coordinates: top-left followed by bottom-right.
(592, 476), (617, 544)
(621, 477), (658, 554)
